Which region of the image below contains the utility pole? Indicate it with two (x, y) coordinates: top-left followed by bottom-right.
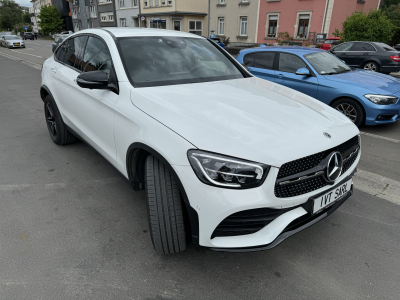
(79, 0), (88, 30)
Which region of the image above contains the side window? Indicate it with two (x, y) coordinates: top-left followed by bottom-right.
(61, 36), (86, 68)
(278, 53), (306, 73)
(243, 53), (256, 67)
(80, 37), (113, 77)
(54, 41), (65, 61)
(350, 42), (375, 52)
(332, 42), (353, 52)
(254, 52), (275, 70)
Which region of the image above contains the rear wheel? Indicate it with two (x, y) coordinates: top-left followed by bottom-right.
(332, 98), (365, 127)
(44, 95), (76, 145)
(363, 61), (379, 72)
(145, 155), (188, 254)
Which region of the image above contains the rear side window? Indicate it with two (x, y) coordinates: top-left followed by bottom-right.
(243, 53), (256, 67)
(375, 42), (397, 51)
(80, 37), (113, 77)
(332, 42), (353, 52)
(60, 36), (86, 68)
(278, 53), (307, 73)
(350, 42), (375, 51)
(254, 52), (275, 70)
(324, 39), (339, 44)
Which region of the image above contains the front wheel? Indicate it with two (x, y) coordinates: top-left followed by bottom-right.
(145, 155), (188, 254)
(332, 98), (365, 127)
(363, 61), (379, 72)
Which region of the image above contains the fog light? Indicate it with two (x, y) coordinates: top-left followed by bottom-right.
(376, 114), (395, 121)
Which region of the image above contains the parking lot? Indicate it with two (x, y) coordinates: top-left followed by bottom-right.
(0, 40), (400, 299)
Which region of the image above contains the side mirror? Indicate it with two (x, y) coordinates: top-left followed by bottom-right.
(341, 60), (346, 64)
(76, 71), (109, 90)
(295, 68), (311, 76)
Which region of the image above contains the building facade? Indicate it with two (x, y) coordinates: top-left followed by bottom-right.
(138, 0), (208, 35)
(97, 0), (117, 28)
(115, 0), (140, 28)
(209, 0), (260, 43)
(70, 0), (101, 32)
(257, 0), (381, 45)
(30, 0), (73, 33)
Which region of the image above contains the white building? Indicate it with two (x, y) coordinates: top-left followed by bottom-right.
(115, 0), (140, 28)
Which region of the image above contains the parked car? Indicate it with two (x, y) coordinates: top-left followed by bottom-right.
(52, 31), (72, 39)
(329, 41), (400, 74)
(41, 28), (360, 254)
(0, 35), (25, 48)
(206, 36), (225, 49)
(51, 35), (68, 52)
(236, 47), (400, 126)
(23, 32), (34, 40)
(320, 37), (341, 50)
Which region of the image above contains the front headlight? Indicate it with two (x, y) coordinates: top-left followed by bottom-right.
(187, 150), (270, 189)
(364, 94), (398, 105)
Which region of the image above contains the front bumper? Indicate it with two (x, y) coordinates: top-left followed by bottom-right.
(174, 151), (360, 250)
(364, 99), (400, 126)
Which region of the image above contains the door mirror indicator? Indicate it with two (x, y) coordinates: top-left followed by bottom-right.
(76, 71), (110, 90)
(295, 68), (311, 76)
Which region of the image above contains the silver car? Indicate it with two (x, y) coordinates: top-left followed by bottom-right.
(1, 35), (25, 49)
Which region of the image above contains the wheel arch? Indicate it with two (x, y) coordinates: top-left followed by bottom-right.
(362, 59), (381, 69)
(329, 96), (367, 125)
(40, 85), (53, 102)
(126, 142), (200, 245)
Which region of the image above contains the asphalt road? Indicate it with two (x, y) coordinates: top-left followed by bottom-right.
(0, 42), (400, 300)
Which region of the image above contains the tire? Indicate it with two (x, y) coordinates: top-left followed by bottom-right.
(145, 155), (187, 254)
(363, 61), (379, 72)
(44, 95), (76, 145)
(331, 98), (365, 127)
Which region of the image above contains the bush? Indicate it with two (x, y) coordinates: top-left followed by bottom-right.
(342, 10), (395, 44)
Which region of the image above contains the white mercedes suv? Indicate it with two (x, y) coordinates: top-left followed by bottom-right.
(40, 28), (360, 254)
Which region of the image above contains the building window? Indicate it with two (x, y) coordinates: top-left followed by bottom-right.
(120, 18), (126, 27)
(218, 17), (224, 36)
(99, 0), (105, 4)
(149, 0), (153, 6)
(90, 6), (96, 18)
(133, 0), (138, 6)
(189, 21), (202, 35)
(297, 14), (310, 38)
(168, 0), (172, 5)
(161, 0), (165, 5)
(119, 0), (124, 7)
(173, 20), (181, 31)
(144, 0), (148, 6)
(74, 22), (80, 32)
(106, 0), (112, 3)
(100, 12), (107, 21)
(108, 12), (114, 21)
(72, 8), (77, 18)
(267, 15), (278, 37)
(219, 0), (225, 4)
(240, 17), (248, 36)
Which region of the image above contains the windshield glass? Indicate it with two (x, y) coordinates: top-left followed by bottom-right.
(324, 39), (340, 44)
(305, 51), (351, 75)
(118, 36), (244, 87)
(4, 35), (19, 40)
(55, 37), (66, 43)
(376, 42), (397, 51)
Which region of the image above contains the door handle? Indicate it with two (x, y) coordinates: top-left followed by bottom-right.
(51, 67), (57, 73)
(277, 74), (284, 78)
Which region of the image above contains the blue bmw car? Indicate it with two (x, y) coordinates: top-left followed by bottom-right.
(236, 46), (400, 126)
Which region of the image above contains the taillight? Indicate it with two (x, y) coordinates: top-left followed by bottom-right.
(390, 55), (400, 62)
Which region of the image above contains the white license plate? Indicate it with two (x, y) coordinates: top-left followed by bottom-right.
(313, 179), (352, 214)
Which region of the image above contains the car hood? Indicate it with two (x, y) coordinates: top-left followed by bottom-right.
(323, 69), (400, 95)
(5, 39), (22, 43)
(130, 78), (359, 167)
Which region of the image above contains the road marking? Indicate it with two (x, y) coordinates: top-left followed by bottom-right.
(10, 50), (42, 58)
(360, 131), (399, 143)
(20, 60), (41, 70)
(354, 169), (400, 205)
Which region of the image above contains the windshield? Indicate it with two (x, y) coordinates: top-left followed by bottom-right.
(118, 36), (245, 87)
(305, 51), (351, 75)
(324, 39), (340, 44)
(4, 35), (19, 40)
(55, 37), (66, 43)
(376, 42), (397, 52)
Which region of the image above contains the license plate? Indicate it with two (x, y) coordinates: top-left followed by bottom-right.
(15, 44), (20, 46)
(313, 179), (352, 214)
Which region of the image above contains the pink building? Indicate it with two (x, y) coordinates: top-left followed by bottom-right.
(257, 0), (381, 45)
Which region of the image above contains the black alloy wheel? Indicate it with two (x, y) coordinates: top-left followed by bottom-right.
(332, 98), (365, 127)
(43, 95), (76, 145)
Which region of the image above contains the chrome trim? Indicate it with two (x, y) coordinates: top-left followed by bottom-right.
(343, 146), (360, 164)
(279, 171), (325, 186)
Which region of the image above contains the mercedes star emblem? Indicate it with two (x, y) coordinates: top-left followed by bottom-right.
(323, 132), (331, 138)
(325, 152), (343, 183)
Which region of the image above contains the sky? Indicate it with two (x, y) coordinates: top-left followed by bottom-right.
(15, 0), (33, 7)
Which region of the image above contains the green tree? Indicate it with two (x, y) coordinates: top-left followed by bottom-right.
(23, 11), (30, 23)
(0, 0), (22, 30)
(342, 10), (395, 44)
(37, 5), (64, 35)
(381, 0), (400, 9)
